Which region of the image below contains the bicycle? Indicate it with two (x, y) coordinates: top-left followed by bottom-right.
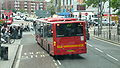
(1, 33), (15, 44)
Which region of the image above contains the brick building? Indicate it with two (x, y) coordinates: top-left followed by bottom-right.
(2, 0), (47, 13)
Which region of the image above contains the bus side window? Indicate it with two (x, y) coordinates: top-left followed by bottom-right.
(44, 23), (48, 38)
(41, 23), (44, 37)
(47, 24), (53, 43)
(6, 16), (9, 19)
(2, 14), (4, 19)
(47, 24), (52, 37)
(38, 23), (41, 35)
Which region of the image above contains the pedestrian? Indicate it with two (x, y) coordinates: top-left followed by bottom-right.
(18, 26), (23, 38)
(12, 26), (18, 39)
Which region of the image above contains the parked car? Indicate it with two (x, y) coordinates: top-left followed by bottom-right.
(102, 19), (115, 26)
(15, 16), (21, 20)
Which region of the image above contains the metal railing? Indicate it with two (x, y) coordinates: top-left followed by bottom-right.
(93, 26), (120, 44)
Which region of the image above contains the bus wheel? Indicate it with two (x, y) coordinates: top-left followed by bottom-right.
(47, 45), (50, 54)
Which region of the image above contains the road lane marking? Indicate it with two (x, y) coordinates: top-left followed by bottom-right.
(57, 60), (61, 65)
(35, 55), (38, 57)
(107, 54), (119, 61)
(24, 53), (27, 55)
(29, 52), (34, 55)
(26, 56), (28, 59)
(53, 60), (55, 62)
(41, 55), (43, 57)
(36, 52), (40, 54)
(15, 45), (23, 68)
(54, 63), (58, 66)
(93, 37), (120, 47)
(31, 55), (33, 58)
(87, 43), (93, 47)
(95, 48), (103, 53)
(43, 55), (45, 57)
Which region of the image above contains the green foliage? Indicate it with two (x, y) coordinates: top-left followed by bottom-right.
(47, 0), (55, 15)
(18, 9), (26, 13)
(86, 0), (120, 14)
(111, 0), (120, 11)
(0, 19), (5, 24)
(116, 11), (120, 15)
(85, 0), (107, 7)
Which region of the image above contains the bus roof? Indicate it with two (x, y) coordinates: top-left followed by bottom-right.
(47, 18), (77, 22)
(39, 18), (77, 22)
(36, 18), (85, 24)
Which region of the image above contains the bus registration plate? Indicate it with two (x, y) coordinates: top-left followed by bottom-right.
(67, 50), (75, 52)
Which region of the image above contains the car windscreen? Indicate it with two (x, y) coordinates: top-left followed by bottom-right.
(56, 23), (83, 37)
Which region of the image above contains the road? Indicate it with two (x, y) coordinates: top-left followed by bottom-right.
(13, 20), (120, 68)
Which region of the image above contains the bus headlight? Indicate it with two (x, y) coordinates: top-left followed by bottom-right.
(81, 36), (84, 41)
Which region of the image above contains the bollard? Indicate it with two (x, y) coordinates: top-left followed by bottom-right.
(118, 35), (119, 43)
(1, 46), (8, 60)
(114, 34), (115, 41)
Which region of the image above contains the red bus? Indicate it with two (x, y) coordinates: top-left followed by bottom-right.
(34, 18), (87, 56)
(0, 10), (13, 24)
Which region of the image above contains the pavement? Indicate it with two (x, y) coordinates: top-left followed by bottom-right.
(89, 26), (120, 45)
(0, 39), (21, 68)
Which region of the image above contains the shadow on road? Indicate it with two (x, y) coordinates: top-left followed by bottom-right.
(53, 54), (85, 60)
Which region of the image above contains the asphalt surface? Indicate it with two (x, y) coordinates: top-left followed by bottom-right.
(15, 32), (57, 68)
(12, 32), (120, 68)
(13, 20), (120, 68)
(56, 38), (120, 68)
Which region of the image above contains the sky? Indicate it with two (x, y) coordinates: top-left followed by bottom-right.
(45, 0), (51, 2)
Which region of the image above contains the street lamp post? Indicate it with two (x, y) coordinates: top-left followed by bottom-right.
(0, 25), (1, 58)
(108, 0), (111, 39)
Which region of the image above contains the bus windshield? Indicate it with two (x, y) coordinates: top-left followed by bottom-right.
(56, 23), (83, 37)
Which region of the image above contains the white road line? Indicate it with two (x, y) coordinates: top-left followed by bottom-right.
(29, 52), (34, 55)
(53, 60), (56, 62)
(35, 55), (38, 57)
(93, 37), (120, 47)
(54, 63), (58, 66)
(107, 54), (119, 61)
(56, 67), (59, 68)
(15, 45), (23, 68)
(41, 55), (43, 57)
(87, 43), (93, 47)
(95, 48), (103, 53)
(26, 56), (28, 59)
(29, 52), (32, 54)
(31, 55), (33, 58)
(22, 56), (24, 58)
(24, 53), (27, 55)
(43, 55), (45, 57)
(57, 60), (61, 65)
(36, 52), (40, 54)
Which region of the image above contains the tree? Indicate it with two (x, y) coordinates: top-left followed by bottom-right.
(86, 0), (120, 15)
(111, 0), (120, 15)
(111, 0), (120, 11)
(85, 0), (107, 12)
(18, 9), (26, 13)
(47, 0), (55, 15)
